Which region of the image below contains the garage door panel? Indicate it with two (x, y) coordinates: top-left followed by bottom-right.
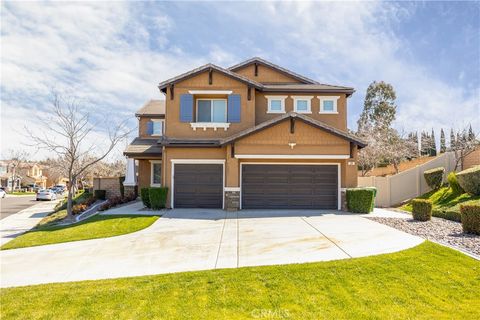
(174, 164), (223, 208)
(242, 164), (338, 209)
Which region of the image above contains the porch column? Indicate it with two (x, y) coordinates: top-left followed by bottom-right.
(123, 158), (137, 187)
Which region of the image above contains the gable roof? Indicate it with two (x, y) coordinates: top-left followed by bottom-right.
(220, 112), (367, 148)
(158, 63), (264, 91)
(135, 100), (165, 117)
(262, 84), (355, 96)
(228, 57), (319, 85)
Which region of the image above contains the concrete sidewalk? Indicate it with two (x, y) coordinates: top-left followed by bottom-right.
(0, 208), (423, 288)
(0, 200), (60, 246)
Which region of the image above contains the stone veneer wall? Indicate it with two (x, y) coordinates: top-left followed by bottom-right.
(225, 191), (240, 211)
(93, 177), (121, 199)
(341, 190), (347, 211)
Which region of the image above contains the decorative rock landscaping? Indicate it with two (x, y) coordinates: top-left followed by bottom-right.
(367, 216), (480, 257)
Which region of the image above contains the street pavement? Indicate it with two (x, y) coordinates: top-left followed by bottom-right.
(0, 195), (37, 219)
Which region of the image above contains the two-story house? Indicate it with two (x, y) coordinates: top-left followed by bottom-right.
(124, 58), (366, 210)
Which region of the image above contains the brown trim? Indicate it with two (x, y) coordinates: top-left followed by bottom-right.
(124, 152), (162, 158)
(350, 142), (355, 158)
(290, 117), (295, 134)
(169, 85), (174, 100)
(220, 112), (367, 148)
(254, 62), (258, 76)
(247, 86), (251, 101)
(208, 68), (213, 85)
(158, 64), (263, 90)
(230, 143), (235, 158)
(228, 57), (319, 85)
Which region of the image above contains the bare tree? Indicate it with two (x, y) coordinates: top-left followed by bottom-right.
(382, 129), (417, 174)
(26, 92), (132, 221)
(6, 150), (29, 191)
(357, 128), (383, 176)
(451, 125), (479, 170)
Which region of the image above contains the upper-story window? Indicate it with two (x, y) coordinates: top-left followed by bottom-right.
(151, 119), (164, 136)
(197, 99), (227, 123)
(292, 96), (313, 114)
(266, 96), (286, 113)
(319, 96), (340, 114)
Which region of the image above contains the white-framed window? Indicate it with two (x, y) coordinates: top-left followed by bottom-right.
(319, 96), (340, 113)
(151, 119), (164, 136)
(266, 95), (287, 113)
(150, 160), (162, 187)
(292, 96), (313, 113)
(196, 99), (227, 123)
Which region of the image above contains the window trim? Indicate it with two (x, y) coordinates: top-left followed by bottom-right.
(318, 96), (340, 114)
(266, 95), (287, 114)
(195, 98), (228, 123)
(292, 96), (313, 114)
(149, 160), (162, 187)
(151, 119), (164, 136)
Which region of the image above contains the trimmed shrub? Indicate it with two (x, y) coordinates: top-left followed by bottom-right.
(432, 209), (461, 222)
(460, 203), (480, 235)
(149, 187), (168, 210)
(447, 172), (464, 194)
(94, 190), (106, 200)
(140, 187), (151, 208)
(411, 199), (432, 221)
(456, 165), (480, 195)
(346, 188), (376, 213)
(423, 167), (444, 190)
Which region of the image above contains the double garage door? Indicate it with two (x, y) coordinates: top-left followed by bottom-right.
(173, 164), (338, 209)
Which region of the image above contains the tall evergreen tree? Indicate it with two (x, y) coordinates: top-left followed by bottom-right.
(357, 81), (397, 132)
(430, 129), (437, 156)
(450, 128), (456, 151)
(440, 128), (446, 153)
(468, 124), (475, 141)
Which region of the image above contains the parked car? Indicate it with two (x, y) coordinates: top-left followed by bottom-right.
(0, 189), (6, 199)
(36, 189), (57, 201)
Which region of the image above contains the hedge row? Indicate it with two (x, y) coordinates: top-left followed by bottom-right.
(447, 172), (464, 194)
(346, 188), (376, 213)
(423, 167), (444, 190)
(456, 165), (480, 195)
(141, 187), (168, 210)
(411, 199), (432, 221)
(460, 204), (480, 235)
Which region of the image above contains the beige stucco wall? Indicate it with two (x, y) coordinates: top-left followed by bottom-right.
(138, 116), (164, 138)
(233, 64), (302, 84)
(254, 92), (348, 130)
(164, 71), (256, 138)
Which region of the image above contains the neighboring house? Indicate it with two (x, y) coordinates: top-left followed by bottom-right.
(463, 147), (480, 170)
(124, 57), (366, 210)
(17, 163), (47, 189)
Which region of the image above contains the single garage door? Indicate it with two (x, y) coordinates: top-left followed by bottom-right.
(242, 164), (338, 209)
(173, 164), (223, 208)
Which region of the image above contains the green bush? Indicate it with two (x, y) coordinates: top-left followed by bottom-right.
(456, 166), (480, 195)
(412, 199), (432, 221)
(140, 188), (151, 209)
(94, 190), (106, 200)
(149, 187), (168, 210)
(432, 209), (461, 222)
(447, 172), (464, 194)
(460, 204), (480, 235)
(423, 167), (444, 190)
(346, 188), (376, 213)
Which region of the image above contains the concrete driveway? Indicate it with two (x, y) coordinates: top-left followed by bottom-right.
(0, 209), (423, 288)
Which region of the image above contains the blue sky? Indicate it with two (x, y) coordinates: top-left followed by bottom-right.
(1, 1), (479, 159)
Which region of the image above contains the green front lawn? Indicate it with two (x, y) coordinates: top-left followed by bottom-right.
(1, 215), (159, 250)
(400, 186), (480, 221)
(1, 242), (479, 319)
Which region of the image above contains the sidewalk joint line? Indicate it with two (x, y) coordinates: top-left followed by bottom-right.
(214, 211), (228, 269)
(301, 217), (352, 258)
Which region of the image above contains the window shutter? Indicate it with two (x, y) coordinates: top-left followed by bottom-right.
(179, 94), (193, 122)
(146, 120), (153, 135)
(227, 94), (241, 123)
